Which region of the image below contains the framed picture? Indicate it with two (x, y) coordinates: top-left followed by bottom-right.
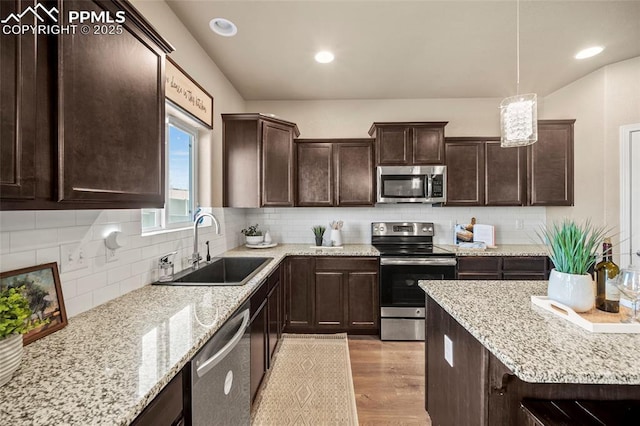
(0, 262), (68, 345)
(165, 57), (214, 129)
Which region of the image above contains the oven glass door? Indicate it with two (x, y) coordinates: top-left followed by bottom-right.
(379, 175), (427, 199)
(380, 259), (455, 307)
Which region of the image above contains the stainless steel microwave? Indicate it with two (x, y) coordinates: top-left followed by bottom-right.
(376, 166), (446, 204)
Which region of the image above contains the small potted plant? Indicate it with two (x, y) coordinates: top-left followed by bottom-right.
(312, 225), (326, 247)
(538, 219), (607, 312)
(241, 224), (264, 245)
(0, 286), (46, 387)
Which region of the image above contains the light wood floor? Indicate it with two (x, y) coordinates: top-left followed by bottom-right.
(348, 336), (432, 425)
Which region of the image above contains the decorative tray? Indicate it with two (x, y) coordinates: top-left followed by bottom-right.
(531, 296), (640, 333)
(246, 242), (278, 249)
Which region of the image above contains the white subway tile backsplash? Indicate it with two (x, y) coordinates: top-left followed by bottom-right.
(0, 233), (10, 255)
(75, 210), (102, 226)
(76, 271), (108, 295)
(93, 283), (121, 306)
(0, 211), (35, 231)
(60, 278), (77, 299)
(36, 211), (76, 229)
(36, 247), (60, 265)
(64, 292), (93, 317)
(0, 250), (36, 271)
(107, 264), (131, 285)
(10, 229), (58, 252)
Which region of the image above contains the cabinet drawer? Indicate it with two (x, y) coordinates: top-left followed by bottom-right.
(132, 371), (183, 426)
(502, 257), (547, 272)
(315, 257), (379, 272)
(250, 279), (268, 317)
(456, 257), (501, 273)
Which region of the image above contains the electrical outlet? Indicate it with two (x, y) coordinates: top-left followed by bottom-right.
(444, 334), (454, 367)
(105, 247), (119, 263)
(60, 243), (88, 273)
(515, 219), (524, 230)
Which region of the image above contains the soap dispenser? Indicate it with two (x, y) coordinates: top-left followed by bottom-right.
(158, 251), (177, 282)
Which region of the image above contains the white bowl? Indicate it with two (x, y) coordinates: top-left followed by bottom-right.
(245, 235), (264, 245)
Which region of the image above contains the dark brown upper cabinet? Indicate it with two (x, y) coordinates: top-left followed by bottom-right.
(223, 114), (300, 208)
(445, 139), (485, 206)
(0, 0), (37, 201)
(485, 139), (526, 206)
(528, 120), (575, 206)
(1, 0), (173, 210)
(295, 139), (375, 207)
(368, 122), (447, 166)
(445, 120), (574, 207)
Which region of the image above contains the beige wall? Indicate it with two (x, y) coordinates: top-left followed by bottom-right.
(543, 56), (640, 246)
(246, 98), (502, 138)
(130, 0), (246, 207)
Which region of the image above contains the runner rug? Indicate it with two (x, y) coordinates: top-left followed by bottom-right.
(251, 333), (359, 425)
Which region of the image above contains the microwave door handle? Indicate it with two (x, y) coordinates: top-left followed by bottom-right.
(426, 175), (432, 199)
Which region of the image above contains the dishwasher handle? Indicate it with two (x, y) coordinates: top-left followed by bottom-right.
(196, 309), (250, 379)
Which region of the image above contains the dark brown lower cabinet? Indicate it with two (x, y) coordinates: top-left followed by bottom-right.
(131, 371), (184, 426)
(426, 296), (640, 425)
(457, 256), (550, 280)
(286, 256), (379, 334)
(250, 262), (283, 404)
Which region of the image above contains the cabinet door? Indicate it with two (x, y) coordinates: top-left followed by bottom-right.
(528, 120), (575, 206)
(376, 126), (410, 165)
(296, 142), (333, 206)
(413, 125), (445, 165)
(445, 140), (485, 206)
(57, 0), (167, 206)
(132, 371), (183, 426)
(262, 121), (294, 206)
(485, 141), (526, 206)
(0, 0), (36, 200)
(286, 257), (315, 328)
(315, 271), (346, 329)
(250, 301), (267, 404)
(347, 271), (379, 330)
(335, 141), (375, 206)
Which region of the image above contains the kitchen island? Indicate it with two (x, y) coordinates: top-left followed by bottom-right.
(419, 280), (640, 425)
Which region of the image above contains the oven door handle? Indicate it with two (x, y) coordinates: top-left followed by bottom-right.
(380, 257), (457, 266)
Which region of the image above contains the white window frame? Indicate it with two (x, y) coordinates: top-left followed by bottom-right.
(142, 104), (199, 234)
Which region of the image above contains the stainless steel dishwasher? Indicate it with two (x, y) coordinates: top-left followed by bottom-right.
(190, 302), (250, 425)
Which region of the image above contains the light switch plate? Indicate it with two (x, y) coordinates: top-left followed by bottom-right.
(444, 334), (454, 367)
(60, 243), (88, 273)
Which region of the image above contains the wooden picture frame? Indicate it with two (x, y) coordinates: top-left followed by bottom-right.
(0, 262), (68, 345)
(165, 57), (214, 129)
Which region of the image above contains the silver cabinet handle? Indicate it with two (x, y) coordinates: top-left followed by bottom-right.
(380, 257), (457, 266)
(196, 309), (249, 378)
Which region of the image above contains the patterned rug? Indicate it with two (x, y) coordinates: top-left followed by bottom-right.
(251, 333), (359, 425)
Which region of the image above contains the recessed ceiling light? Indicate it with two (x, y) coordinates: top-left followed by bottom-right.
(575, 46), (604, 59)
(209, 18), (237, 37)
(314, 51), (334, 64)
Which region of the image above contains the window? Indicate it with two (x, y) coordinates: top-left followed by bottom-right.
(142, 111), (198, 232)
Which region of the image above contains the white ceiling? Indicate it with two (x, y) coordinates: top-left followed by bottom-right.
(165, 0), (640, 100)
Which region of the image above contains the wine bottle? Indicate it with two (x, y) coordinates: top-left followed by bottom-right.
(595, 237), (620, 313)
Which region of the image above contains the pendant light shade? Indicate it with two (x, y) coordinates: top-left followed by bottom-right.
(500, 93), (538, 147)
(500, 0), (537, 148)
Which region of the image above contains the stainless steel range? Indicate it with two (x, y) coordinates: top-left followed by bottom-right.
(372, 222), (456, 341)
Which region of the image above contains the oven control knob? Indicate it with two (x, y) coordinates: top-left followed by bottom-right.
(379, 226), (385, 232)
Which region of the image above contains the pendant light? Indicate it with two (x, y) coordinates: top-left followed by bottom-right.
(500, 0), (537, 147)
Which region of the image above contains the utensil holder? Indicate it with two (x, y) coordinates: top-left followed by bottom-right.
(329, 229), (342, 247)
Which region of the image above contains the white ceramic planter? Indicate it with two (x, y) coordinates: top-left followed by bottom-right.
(0, 334), (23, 387)
(245, 235), (264, 245)
(547, 269), (595, 312)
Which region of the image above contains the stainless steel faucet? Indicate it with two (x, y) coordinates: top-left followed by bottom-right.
(192, 212), (221, 269)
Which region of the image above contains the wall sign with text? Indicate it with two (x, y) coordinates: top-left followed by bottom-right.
(165, 57), (214, 129)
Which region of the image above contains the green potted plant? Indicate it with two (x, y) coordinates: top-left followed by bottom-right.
(538, 219), (607, 312)
(0, 286), (46, 387)
(312, 225), (326, 247)
(241, 224), (264, 245)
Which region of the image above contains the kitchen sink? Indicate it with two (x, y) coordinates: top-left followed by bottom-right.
(155, 257), (273, 286)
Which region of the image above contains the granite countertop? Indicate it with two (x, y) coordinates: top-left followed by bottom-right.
(438, 244), (549, 257)
(0, 244), (378, 425)
(419, 280), (640, 385)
